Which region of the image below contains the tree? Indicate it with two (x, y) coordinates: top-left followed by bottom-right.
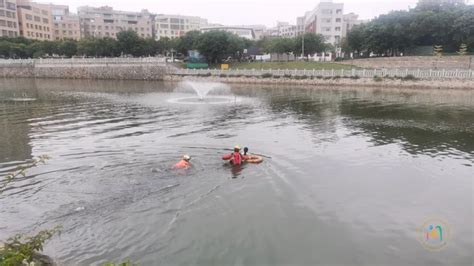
(295, 33), (327, 56)
(176, 31), (201, 55)
(195, 31), (243, 63)
(58, 39), (77, 57)
(266, 38), (295, 54)
(116, 30), (143, 56)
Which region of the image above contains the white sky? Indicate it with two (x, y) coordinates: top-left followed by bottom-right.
(53, 0), (421, 27)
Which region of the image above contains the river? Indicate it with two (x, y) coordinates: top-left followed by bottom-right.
(0, 79), (472, 265)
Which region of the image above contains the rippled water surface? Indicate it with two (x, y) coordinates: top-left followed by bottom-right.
(0, 79), (473, 266)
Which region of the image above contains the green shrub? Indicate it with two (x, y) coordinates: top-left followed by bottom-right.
(350, 75), (360, 79)
(197, 72), (212, 77)
(0, 227), (61, 266)
(373, 75), (383, 82)
(323, 76), (332, 80)
(332, 75), (341, 80)
(315, 75), (323, 79)
(283, 74), (292, 78)
(401, 74), (418, 81)
(273, 75), (281, 79)
(219, 73), (228, 78)
(261, 73), (273, 78)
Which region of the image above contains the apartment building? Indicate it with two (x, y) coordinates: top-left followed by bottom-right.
(17, 0), (53, 40)
(0, 0), (19, 37)
(155, 14), (207, 40)
(78, 6), (153, 39)
(200, 26), (255, 40)
(304, 0), (344, 45)
(51, 4), (80, 40)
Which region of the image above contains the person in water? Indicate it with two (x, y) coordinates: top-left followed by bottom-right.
(174, 154), (191, 169)
(222, 146), (244, 165)
(242, 147), (264, 164)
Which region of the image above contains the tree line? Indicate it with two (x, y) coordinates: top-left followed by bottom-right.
(0, 28), (330, 63)
(343, 0), (473, 57)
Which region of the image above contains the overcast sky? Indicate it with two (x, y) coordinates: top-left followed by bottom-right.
(54, 0), (421, 27)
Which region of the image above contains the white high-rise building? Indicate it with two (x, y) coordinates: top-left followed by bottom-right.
(0, 0), (19, 37)
(304, 0), (344, 45)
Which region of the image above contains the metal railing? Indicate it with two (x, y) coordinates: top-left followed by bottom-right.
(0, 57), (167, 66)
(173, 68), (474, 80)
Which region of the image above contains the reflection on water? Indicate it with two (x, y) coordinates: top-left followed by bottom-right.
(0, 79), (472, 266)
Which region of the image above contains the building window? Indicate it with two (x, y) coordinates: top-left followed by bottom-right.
(336, 9), (342, 14)
(335, 27), (341, 31)
(336, 18), (341, 23)
(42, 18), (48, 23)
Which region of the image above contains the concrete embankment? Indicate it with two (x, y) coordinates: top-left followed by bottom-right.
(0, 63), (169, 80)
(339, 56), (473, 69)
(165, 75), (474, 90)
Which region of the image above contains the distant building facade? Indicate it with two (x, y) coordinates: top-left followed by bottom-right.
(0, 0), (19, 37)
(17, 0), (53, 40)
(78, 6), (153, 39)
(200, 26), (256, 40)
(304, 0), (344, 45)
(155, 14), (207, 39)
(51, 4), (80, 40)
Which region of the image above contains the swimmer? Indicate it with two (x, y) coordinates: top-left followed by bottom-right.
(174, 154), (191, 169)
(242, 147), (263, 164)
(222, 145), (244, 165)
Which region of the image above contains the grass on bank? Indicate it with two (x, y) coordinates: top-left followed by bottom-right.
(226, 61), (354, 70)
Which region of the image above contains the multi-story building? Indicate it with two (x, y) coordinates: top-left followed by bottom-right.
(16, 0), (53, 40)
(78, 6), (153, 39)
(296, 16), (305, 36)
(200, 26), (255, 40)
(279, 24), (298, 38)
(51, 4), (80, 40)
(0, 0), (19, 37)
(155, 14), (207, 40)
(342, 13), (362, 38)
(304, 0), (344, 45)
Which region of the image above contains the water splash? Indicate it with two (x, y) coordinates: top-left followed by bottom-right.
(178, 81), (231, 100)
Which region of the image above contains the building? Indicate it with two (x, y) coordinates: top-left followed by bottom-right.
(296, 16), (305, 36)
(0, 0), (19, 37)
(155, 14), (207, 40)
(304, 0), (345, 45)
(16, 0), (53, 40)
(200, 26), (256, 40)
(279, 24), (298, 38)
(342, 12), (362, 38)
(51, 4), (80, 40)
(78, 6), (153, 39)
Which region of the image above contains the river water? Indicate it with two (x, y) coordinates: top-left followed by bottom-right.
(0, 79), (472, 266)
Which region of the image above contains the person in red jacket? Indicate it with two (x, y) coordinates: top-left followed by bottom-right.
(174, 154), (191, 169)
(222, 146), (244, 165)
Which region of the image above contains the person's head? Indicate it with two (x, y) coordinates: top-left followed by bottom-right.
(183, 154), (191, 162)
(243, 147), (249, 155)
(234, 145), (240, 152)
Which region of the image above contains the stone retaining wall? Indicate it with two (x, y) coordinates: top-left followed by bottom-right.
(340, 56), (473, 69)
(0, 64), (169, 80)
(165, 75), (474, 90)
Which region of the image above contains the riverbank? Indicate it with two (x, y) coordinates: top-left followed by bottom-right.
(165, 75), (474, 90)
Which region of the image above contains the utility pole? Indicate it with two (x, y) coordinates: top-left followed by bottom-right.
(301, 33), (305, 61)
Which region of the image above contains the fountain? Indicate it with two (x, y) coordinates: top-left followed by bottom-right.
(168, 81), (240, 105)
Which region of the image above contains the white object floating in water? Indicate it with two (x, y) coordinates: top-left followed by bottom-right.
(75, 207), (85, 212)
(9, 98), (37, 102)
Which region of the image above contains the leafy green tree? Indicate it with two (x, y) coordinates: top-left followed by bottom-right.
(116, 30), (143, 56)
(295, 33), (327, 56)
(58, 39), (77, 57)
(176, 31), (201, 55)
(266, 38), (295, 54)
(195, 31), (242, 63)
